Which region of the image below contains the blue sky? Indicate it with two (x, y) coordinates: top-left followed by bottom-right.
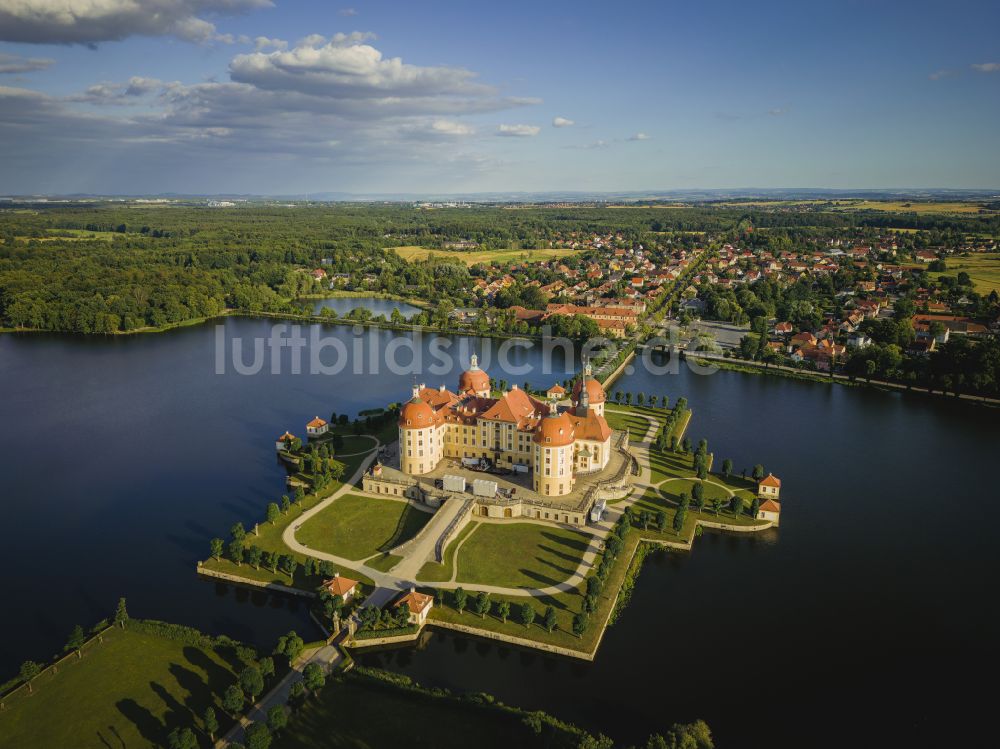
(0, 0), (998, 194)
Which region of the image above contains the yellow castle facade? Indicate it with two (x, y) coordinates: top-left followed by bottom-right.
(398, 356), (613, 497)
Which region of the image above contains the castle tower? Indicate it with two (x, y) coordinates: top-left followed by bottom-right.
(533, 411), (575, 497)
(572, 360), (606, 416)
(398, 384), (440, 475)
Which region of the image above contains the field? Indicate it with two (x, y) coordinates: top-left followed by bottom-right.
(274, 671), (583, 749)
(454, 522), (593, 589)
(604, 404), (664, 442)
(0, 625), (252, 749)
(297, 494), (433, 561)
(391, 245), (577, 266)
(938, 253), (1000, 294)
(833, 200), (994, 214)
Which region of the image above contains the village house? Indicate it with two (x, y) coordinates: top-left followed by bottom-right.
(758, 474), (781, 500)
(321, 573), (359, 602)
(275, 431), (296, 451)
(395, 588), (434, 625)
(756, 498), (782, 526)
(306, 416), (329, 437)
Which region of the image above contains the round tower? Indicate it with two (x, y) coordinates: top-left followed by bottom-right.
(533, 411), (575, 497)
(398, 384), (439, 474)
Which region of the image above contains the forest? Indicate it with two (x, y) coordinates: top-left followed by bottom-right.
(1, 201), (998, 334)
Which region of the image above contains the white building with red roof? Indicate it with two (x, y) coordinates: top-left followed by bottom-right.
(395, 588), (434, 625)
(321, 573), (358, 602)
(757, 473), (781, 500)
(306, 416), (329, 437)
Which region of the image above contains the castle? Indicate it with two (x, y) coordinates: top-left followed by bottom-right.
(397, 355), (613, 497)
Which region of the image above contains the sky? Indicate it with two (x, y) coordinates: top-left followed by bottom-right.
(0, 0), (998, 195)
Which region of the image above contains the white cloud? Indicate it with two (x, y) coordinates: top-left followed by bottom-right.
(230, 35), (493, 99)
(0, 0), (272, 45)
(431, 119), (475, 136)
(339, 7), (359, 16)
(0, 53), (54, 74)
(497, 123), (540, 137)
(69, 76), (165, 104)
(971, 62), (1000, 73)
(627, 132), (650, 141)
(928, 69), (953, 81)
(552, 116), (574, 127)
(254, 36), (288, 52)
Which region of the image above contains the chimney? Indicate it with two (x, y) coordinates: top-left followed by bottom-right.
(334, 572), (340, 578)
(409, 586), (416, 593)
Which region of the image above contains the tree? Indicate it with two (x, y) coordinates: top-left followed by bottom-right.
(167, 727), (198, 749)
(649, 394), (659, 407)
(266, 502), (280, 525)
(222, 684), (245, 715)
(246, 545), (263, 570)
(625, 392), (633, 406)
(721, 459), (733, 478)
(543, 605), (558, 633)
(231, 522), (247, 545)
(240, 665), (265, 703)
(267, 705), (287, 735)
(730, 495), (745, 518)
(750, 497), (760, 519)
(114, 597), (129, 629)
(229, 540), (245, 566)
(275, 631), (304, 666)
(572, 612), (588, 638)
(65, 625), (86, 659)
(639, 510), (651, 530)
(656, 510), (667, 532)
(711, 498), (724, 516)
(245, 721), (272, 749)
(637, 392), (646, 406)
(259, 656), (275, 681)
(210, 537), (224, 560)
(520, 602), (536, 629)
(614, 391), (623, 404)
(495, 599), (511, 623)
(673, 507), (687, 533)
(19, 661), (40, 693)
(203, 707), (219, 741)
(474, 591), (490, 619)
(453, 587), (468, 615)
(303, 662), (325, 694)
(281, 495), (291, 514)
(752, 464), (765, 481)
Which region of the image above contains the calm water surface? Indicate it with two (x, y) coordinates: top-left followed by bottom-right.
(357, 356), (1000, 748)
(304, 296), (423, 319)
(0, 315), (576, 671)
(1, 324), (997, 747)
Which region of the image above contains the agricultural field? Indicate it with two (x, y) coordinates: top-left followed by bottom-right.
(391, 245), (577, 266)
(939, 253), (1000, 295)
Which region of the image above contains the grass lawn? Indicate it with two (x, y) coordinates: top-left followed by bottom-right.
(604, 404), (666, 442)
(937, 252), (1000, 294)
(297, 494), (432, 561)
(416, 521), (477, 582)
(0, 626), (252, 749)
(454, 522), (593, 589)
(274, 672), (583, 749)
(199, 451), (377, 588)
(365, 553), (403, 572)
(391, 245), (577, 266)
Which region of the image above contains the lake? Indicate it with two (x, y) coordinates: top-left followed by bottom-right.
(355, 353), (1000, 748)
(1, 323), (997, 747)
(0, 315), (577, 675)
(303, 296), (423, 319)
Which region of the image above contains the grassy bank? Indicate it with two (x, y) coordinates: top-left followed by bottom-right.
(0, 623), (255, 749)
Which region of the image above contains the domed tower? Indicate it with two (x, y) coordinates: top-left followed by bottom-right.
(572, 362), (606, 416)
(399, 385), (440, 475)
(533, 411), (575, 497)
(457, 353), (490, 397)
